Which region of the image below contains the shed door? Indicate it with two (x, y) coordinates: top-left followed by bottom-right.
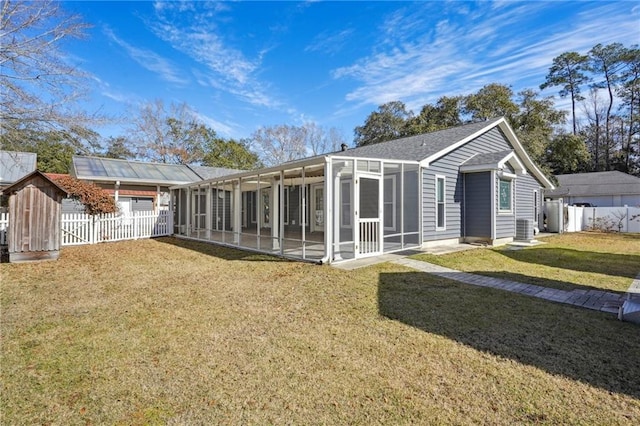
(355, 175), (382, 257)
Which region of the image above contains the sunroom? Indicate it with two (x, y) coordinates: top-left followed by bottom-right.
(170, 155), (421, 263)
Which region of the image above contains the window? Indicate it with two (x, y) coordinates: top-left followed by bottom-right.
(436, 176), (445, 229)
(533, 190), (539, 222)
(341, 180), (351, 227)
(384, 175), (396, 230)
(283, 187), (289, 225)
(499, 179), (512, 212)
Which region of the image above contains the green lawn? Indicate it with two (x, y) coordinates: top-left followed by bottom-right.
(411, 232), (640, 293)
(1, 237), (639, 424)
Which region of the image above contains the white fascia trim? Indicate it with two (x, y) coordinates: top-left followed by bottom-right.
(460, 164), (498, 173)
(496, 120), (554, 189)
(499, 151), (526, 175)
(498, 171), (518, 180)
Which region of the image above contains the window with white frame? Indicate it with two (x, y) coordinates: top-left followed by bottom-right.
(499, 179), (512, 212)
(384, 175), (396, 230)
(533, 190), (539, 223)
(341, 180), (351, 227)
(436, 175), (445, 230)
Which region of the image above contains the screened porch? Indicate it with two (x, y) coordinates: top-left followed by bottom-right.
(170, 156), (421, 264)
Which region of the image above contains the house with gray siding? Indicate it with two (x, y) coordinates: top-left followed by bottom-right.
(545, 171), (640, 207)
(171, 117), (554, 263)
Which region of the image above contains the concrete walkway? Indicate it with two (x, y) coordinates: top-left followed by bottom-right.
(392, 258), (629, 315)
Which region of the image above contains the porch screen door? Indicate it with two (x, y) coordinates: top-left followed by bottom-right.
(356, 175), (381, 257)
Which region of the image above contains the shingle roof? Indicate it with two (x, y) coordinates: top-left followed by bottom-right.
(0, 151), (37, 185)
(546, 171), (640, 197)
(335, 118), (503, 161)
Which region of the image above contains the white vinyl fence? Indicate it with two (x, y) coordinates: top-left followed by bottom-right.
(0, 210), (172, 247)
(563, 205), (640, 233)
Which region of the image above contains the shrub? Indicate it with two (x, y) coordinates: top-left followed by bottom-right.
(50, 175), (117, 215)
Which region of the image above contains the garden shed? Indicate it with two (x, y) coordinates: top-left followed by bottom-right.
(2, 170), (68, 262)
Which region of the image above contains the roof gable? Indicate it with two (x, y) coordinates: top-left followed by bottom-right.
(460, 150), (526, 175)
(1, 170), (68, 195)
(333, 117), (553, 189)
(334, 118), (502, 162)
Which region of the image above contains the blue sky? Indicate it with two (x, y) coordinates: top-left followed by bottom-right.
(63, 1), (639, 144)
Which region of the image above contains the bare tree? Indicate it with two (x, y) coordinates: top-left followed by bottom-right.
(128, 100), (208, 164)
(251, 124), (308, 166)
(0, 0), (101, 150)
(305, 122), (346, 155)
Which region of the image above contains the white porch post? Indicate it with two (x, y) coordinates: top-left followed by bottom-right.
(257, 173), (261, 248)
(301, 167), (306, 259)
(221, 180), (226, 243)
(279, 170), (285, 255)
(271, 177), (280, 250)
(324, 159), (333, 262)
(233, 180), (241, 244)
(353, 171), (359, 256)
(114, 181), (120, 202)
(155, 185), (160, 213)
(206, 183), (212, 239)
(186, 187), (191, 237)
(333, 167), (342, 261)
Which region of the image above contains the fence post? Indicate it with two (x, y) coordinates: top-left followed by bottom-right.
(91, 214), (96, 245)
(134, 211), (139, 240)
(626, 206), (630, 233)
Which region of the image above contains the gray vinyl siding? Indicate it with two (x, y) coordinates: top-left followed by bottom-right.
(131, 197), (154, 212)
(515, 172), (544, 229)
(61, 198), (85, 214)
(464, 172), (492, 238)
(422, 127), (511, 242)
(495, 177), (514, 239)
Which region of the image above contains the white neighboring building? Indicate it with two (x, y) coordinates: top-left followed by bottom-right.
(545, 171), (640, 207)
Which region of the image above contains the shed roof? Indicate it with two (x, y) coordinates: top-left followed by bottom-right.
(0, 151), (37, 185)
(1, 170), (68, 195)
(72, 156), (203, 185)
(546, 171), (640, 197)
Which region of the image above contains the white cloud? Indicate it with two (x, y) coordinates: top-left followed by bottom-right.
(148, 2), (279, 110)
(305, 29), (354, 55)
(103, 27), (188, 85)
(332, 2), (638, 111)
(191, 111), (235, 137)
